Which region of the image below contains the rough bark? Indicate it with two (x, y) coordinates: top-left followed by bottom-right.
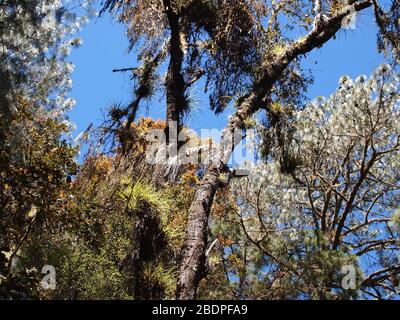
(175, 0), (372, 300)
(150, 1), (186, 185)
(175, 166), (221, 299)
(163, 0), (185, 129)
(123, 202), (168, 300)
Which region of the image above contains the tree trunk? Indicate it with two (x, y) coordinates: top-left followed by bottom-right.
(124, 202), (168, 300)
(176, 166), (220, 299)
(176, 108), (252, 299)
(163, 0), (185, 135)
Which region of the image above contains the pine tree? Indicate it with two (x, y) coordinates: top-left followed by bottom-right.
(0, 0), (91, 298)
(101, 0), (400, 299)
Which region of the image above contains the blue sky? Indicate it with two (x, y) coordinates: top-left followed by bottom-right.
(65, 6), (397, 298)
(67, 7), (385, 139)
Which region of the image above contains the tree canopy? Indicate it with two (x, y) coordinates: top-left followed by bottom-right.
(1, 0), (400, 300)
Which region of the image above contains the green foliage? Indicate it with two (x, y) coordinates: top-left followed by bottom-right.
(119, 179), (173, 219)
(3, 0), (400, 302)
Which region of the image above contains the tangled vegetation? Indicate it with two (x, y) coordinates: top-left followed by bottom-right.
(1, 0), (400, 300)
